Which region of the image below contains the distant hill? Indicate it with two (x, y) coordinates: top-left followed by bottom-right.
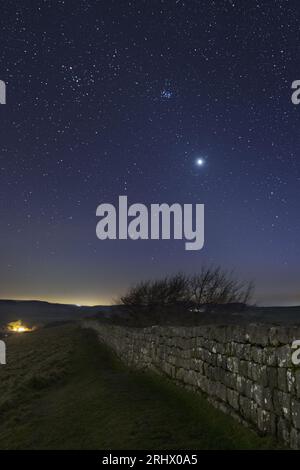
(0, 299), (116, 327)
(243, 305), (300, 325)
(1, 299), (300, 329)
(103, 304), (300, 327)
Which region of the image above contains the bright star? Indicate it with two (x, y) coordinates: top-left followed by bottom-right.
(196, 158), (205, 166)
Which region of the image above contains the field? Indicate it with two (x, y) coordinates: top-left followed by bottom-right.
(0, 324), (280, 449)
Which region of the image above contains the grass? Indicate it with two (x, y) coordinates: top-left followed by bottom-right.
(0, 324), (280, 449)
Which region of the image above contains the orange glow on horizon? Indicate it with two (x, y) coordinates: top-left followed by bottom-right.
(0, 296), (113, 307)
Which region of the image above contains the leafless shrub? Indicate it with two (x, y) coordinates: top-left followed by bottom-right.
(119, 267), (254, 317)
(190, 267), (254, 308)
(120, 273), (190, 313)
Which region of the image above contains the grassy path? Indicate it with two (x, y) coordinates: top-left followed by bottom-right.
(0, 325), (279, 449)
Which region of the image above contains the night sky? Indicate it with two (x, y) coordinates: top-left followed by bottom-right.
(1, 0), (300, 306)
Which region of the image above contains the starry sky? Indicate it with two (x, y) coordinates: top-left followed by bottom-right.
(0, 0), (300, 306)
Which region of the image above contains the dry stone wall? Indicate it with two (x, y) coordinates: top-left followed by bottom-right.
(83, 320), (300, 448)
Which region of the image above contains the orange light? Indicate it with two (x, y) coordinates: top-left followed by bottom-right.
(7, 320), (34, 333)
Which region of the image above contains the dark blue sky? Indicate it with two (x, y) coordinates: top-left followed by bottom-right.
(0, 0), (299, 306)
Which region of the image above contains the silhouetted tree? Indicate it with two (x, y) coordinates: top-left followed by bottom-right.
(190, 267), (253, 309)
(119, 267), (253, 318)
(120, 273), (190, 314)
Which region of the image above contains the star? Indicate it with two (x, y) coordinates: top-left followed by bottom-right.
(196, 158), (205, 167)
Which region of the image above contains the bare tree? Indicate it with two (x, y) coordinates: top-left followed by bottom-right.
(190, 266), (253, 308)
(119, 267), (254, 318)
(120, 273), (190, 314)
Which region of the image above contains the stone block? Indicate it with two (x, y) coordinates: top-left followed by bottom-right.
(232, 342), (248, 358)
(227, 356), (239, 374)
(248, 383), (272, 411)
(263, 347), (277, 366)
(291, 399), (300, 429)
(290, 427), (300, 450)
(191, 358), (204, 373)
(251, 382), (264, 407)
(215, 382), (227, 402)
(182, 369), (198, 386)
(227, 388), (239, 410)
(225, 342), (232, 355)
(216, 353), (227, 369)
(243, 343), (251, 361)
(250, 346), (264, 364)
(278, 368), (287, 391)
(277, 327), (292, 345)
(235, 374), (246, 394)
(240, 396), (257, 423)
(249, 363), (268, 386)
(269, 327), (280, 346)
(287, 369), (296, 394)
(238, 359), (249, 377)
(274, 390), (291, 419)
(175, 367), (185, 382)
(266, 367), (277, 389)
(277, 345), (292, 368)
(213, 341), (225, 355)
(196, 336), (205, 348)
(196, 375), (209, 393)
(295, 370), (300, 398)
(277, 417), (290, 445)
(246, 324), (269, 347)
(244, 378), (254, 400)
(224, 371), (236, 389)
(257, 408), (276, 435)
